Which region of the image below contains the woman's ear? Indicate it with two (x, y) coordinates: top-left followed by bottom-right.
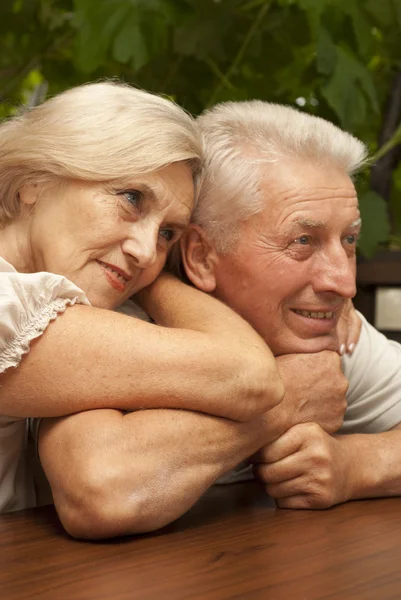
(180, 225), (218, 293)
(19, 184), (40, 206)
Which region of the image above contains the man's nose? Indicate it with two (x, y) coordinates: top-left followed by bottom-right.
(121, 225), (158, 269)
(313, 245), (357, 299)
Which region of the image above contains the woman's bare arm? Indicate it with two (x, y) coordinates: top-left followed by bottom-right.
(0, 274), (283, 421)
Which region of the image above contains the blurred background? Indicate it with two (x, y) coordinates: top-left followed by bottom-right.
(2, 0), (401, 330)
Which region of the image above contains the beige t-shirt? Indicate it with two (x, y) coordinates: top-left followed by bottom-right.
(0, 257), (89, 512)
(341, 312), (401, 433)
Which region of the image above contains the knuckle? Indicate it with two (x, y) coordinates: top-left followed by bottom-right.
(319, 469), (332, 486)
(305, 422), (322, 438)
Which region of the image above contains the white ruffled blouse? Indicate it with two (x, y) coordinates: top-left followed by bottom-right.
(0, 256), (89, 513)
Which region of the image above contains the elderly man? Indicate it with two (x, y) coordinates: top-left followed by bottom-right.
(38, 101), (401, 538)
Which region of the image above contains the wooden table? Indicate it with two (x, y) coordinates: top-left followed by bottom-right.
(1, 481), (401, 600)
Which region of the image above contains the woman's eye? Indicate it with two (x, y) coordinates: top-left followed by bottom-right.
(159, 229), (174, 242)
(119, 189), (143, 207)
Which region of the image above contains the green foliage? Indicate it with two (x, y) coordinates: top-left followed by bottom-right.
(358, 191), (390, 256)
(1, 0), (401, 255)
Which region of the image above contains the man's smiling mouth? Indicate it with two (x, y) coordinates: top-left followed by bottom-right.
(292, 309), (334, 320)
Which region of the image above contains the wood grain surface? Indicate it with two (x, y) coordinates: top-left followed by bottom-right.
(1, 481), (401, 600)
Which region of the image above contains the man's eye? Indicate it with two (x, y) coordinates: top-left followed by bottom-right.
(294, 235), (310, 245)
(159, 229), (174, 242)
(119, 189), (143, 206)
(345, 234), (357, 245)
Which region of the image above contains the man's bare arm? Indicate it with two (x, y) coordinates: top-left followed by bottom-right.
(39, 408), (273, 539)
(1, 275), (283, 421)
(254, 423), (401, 509)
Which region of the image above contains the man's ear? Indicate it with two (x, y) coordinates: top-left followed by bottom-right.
(19, 184), (40, 206)
(180, 225), (218, 293)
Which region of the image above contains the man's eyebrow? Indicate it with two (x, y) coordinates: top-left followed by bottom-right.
(350, 217), (362, 228)
(282, 216), (362, 237)
(294, 219), (327, 229)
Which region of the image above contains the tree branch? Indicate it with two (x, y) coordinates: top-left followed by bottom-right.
(370, 70), (401, 232)
(206, 1), (271, 107)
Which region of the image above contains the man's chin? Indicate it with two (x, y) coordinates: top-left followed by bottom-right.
(273, 334), (338, 356)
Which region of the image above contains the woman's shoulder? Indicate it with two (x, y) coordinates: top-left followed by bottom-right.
(0, 257), (90, 375)
(0, 256), (17, 273)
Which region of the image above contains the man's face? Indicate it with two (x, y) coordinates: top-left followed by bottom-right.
(211, 160), (360, 355)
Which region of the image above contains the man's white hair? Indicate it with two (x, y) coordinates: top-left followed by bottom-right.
(193, 100), (368, 252)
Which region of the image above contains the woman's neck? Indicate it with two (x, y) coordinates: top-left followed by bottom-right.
(0, 218), (34, 272)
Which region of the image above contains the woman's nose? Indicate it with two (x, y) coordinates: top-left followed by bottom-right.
(121, 228), (158, 269)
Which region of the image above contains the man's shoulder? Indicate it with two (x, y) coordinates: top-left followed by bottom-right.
(342, 311), (399, 378)
(342, 311), (401, 433)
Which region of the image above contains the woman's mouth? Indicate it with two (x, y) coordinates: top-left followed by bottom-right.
(96, 260), (130, 292)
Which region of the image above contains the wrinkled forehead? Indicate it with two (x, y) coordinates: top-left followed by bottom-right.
(256, 159), (359, 224)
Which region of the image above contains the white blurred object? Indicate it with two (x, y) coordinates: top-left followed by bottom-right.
(375, 287), (401, 330)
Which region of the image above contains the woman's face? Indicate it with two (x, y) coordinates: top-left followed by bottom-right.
(23, 162), (194, 309)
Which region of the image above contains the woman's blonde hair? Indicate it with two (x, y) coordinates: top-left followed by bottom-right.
(0, 81), (202, 226)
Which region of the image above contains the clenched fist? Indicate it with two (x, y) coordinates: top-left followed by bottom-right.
(253, 422), (353, 509)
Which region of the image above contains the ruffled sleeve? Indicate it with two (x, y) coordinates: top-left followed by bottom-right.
(0, 257), (90, 374)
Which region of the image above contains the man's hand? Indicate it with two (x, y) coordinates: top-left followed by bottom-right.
(274, 352), (348, 435)
(253, 423), (353, 509)
(337, 299), (361, 356)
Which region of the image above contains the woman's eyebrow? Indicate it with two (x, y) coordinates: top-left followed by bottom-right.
(135, 183), (157, 203)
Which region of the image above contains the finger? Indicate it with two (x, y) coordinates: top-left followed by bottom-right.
(346, 311), (362, 354)
(276, 495), (314, 510)
(254, 453), (305, 484)
(336, 317), (347, 356)
(258, 426), (305, 463)
(265, 475), (308, 499)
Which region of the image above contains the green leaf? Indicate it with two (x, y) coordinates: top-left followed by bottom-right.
(130, 23), (149, 72)
(391, 0), (401, 31)
(321, 47), (379, 128)
(321, 52), (365, 128)
(365, 0), (394, 27)
(344, 1), (374, 57)
(73, 0), (130, 72)
(316, 26), (337, 75)
(358, 191), (390, 256)
(112, 13), (140, 64)
(297, 0), (327, 32)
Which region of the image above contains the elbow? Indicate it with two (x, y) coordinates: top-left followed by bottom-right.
(54, 466), (172, 540)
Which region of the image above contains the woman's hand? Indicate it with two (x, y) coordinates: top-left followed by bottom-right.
(337, 299), (362, 356)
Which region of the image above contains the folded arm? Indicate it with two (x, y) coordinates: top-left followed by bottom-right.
(1, 274), (283, 421)
(38, 350), (349, 538)
(39, 407), (274, 539)
(254, 422), (401, 509)
(254, 319), (401, 508)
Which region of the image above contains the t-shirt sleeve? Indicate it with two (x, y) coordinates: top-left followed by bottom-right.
(0, 267), (90, 375)
(341, 312), (401, 434)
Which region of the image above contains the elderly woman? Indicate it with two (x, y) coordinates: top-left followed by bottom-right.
(0, 82), (283, 514)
